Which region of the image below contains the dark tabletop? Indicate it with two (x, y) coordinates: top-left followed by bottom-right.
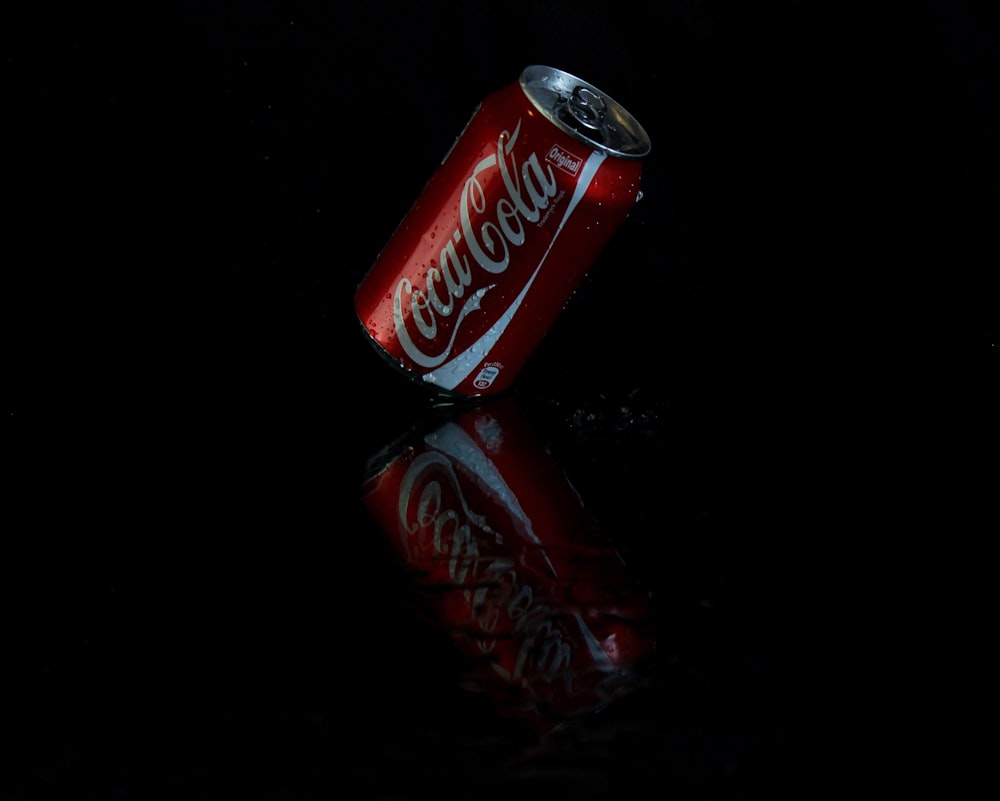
(5, 2), (997, 799)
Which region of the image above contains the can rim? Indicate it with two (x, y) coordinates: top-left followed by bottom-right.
(519, 65), (651, 160)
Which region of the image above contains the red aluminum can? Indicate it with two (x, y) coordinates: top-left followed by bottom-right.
(354, 65), (651, 397)
(360, 396), (655, 731)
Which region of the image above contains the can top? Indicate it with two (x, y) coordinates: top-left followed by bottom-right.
(519, 65), (651, 159)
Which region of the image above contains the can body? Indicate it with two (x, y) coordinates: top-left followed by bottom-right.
(360, 396), (654, 730)
(354, 66), (650, 397)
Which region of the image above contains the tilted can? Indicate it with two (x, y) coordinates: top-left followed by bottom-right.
(354, 65), (651, 397)
(360, 396), (655, 732)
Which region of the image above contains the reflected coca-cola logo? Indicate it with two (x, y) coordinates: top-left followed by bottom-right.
(397, 448), (574, 681)
(393, 119), (560, 368)
(360, 401), (654, 729)
(396, 450), (490, 586)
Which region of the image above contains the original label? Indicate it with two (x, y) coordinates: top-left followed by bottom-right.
(546, 144), (584, 177)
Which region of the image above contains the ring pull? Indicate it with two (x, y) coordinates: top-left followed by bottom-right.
(567, 85), (606, 131)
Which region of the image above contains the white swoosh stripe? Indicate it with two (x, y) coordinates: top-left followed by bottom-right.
(422, 150), (608, 390)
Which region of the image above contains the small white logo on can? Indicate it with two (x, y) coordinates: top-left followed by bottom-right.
(472, 364), (502, 390)
(546, 144), (583, 177)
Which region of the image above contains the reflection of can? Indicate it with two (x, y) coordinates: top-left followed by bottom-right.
(355, 65), (651, 397)
(360, 397), (654, 730)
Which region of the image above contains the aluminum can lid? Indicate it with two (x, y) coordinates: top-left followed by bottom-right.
(520, 65), (651, 159)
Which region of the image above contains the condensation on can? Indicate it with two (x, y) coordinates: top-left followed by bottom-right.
(354, 66), (651, 399)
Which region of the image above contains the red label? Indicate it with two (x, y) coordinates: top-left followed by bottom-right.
(354, 78), (644, 396)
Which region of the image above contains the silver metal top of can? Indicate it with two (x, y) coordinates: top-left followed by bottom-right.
(519, 65), (651, 159)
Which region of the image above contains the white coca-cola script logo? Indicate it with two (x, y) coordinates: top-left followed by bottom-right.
(393, 119), (560, 368)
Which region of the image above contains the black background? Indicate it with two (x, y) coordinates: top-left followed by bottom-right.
(4, 2), (998, 799)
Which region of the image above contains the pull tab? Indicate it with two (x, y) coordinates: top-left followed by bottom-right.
(567, 85), (606, 130)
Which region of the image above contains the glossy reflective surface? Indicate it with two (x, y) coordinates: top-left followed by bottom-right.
(361, 396), (656, 736)
(6, 2), (997, 799)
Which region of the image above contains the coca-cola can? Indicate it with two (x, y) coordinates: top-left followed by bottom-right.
(360, 396), (655, 731)
(355, 65), (651, 397)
